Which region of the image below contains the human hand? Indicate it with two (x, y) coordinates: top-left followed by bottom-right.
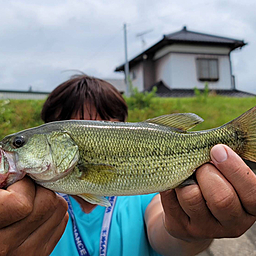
(0, 177), (68, 256)
(161, 144), (256, 242)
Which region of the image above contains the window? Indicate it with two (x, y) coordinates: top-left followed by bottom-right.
(131, 71), (136, 80)
(196, 58), (219, 81)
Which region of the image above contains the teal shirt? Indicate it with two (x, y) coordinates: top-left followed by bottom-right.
(51, 194), (162, 256)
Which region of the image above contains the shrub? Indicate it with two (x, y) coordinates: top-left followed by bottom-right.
(125, 82), (157, 110)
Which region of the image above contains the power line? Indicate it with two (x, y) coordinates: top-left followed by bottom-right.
(85, 27), (123, 61)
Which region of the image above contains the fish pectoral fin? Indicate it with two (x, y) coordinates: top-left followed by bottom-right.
(144, 113), (204, 131)
(77, 193), (111, 207)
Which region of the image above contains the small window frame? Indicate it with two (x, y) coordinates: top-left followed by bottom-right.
(196, 58), (219, 82)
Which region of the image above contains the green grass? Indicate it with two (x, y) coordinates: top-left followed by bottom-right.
(127, 96), (256, 131)
(0, 96), (256, 139)
(0, 99), (44, 138)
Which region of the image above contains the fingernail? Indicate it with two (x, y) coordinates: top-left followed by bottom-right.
(211, 145), (228, 163)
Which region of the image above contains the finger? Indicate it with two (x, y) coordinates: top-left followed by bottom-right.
(175, 182), (213, 224)
(44, 212), (69, 255)
(211, 144), (256, 216)
(175, 170), (226, 239)
(4, 186), (66, 249)
(34, 195), (68, 245)
(160, 190), (189, 236)
(196, 162), (249, 228)
(0, 177), (35, 228)
(16, 202), (68, 256)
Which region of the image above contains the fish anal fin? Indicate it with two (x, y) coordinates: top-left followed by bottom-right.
(144, 113), (204, 131)
(78, 193), (111, 207)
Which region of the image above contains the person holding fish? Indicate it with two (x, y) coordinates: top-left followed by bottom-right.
(0, 74), (256, 256)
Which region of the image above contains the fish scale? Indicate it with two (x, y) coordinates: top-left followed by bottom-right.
(0, 107), (256, 206)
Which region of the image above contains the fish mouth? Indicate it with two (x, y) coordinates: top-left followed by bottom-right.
(0, 149), (25, 188)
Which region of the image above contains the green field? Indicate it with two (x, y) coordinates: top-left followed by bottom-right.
(127, 96), (256, 129)
(0, 96), (256, 139)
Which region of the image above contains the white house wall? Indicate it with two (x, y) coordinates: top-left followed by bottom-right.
(155, 52), (232, 90)
(154, 44), (230, 60)
(170, 53), (196, 89)
(130, 63), (144, 91)
(155, 54), (172, 88)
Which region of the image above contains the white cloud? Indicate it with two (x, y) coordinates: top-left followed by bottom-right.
(0, 0), (255, 94)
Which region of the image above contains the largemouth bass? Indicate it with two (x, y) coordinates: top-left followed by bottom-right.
(0, 107), (256, 207)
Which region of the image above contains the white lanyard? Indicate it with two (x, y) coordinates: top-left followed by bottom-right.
(60, 194), (117, 256)
(99, 196), (116, 256)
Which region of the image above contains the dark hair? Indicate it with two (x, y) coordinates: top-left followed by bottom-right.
(41, 74), (128, 123)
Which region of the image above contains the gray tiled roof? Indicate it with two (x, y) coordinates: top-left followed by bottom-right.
(164, 26), (245, 45)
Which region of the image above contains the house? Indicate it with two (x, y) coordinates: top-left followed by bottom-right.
(115, 26), (253, 97)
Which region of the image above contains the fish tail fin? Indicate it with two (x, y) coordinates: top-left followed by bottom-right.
(228, 106), (256, 161)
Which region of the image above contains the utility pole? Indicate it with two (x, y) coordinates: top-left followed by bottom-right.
(124, 23), (130, 96)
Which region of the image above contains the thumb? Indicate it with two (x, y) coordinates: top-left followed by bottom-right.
(210, 144), (256, 216)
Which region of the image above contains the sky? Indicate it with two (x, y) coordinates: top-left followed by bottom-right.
(0, 0), (256, 94)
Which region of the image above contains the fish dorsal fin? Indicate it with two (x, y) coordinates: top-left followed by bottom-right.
(144, 113), (204, 131)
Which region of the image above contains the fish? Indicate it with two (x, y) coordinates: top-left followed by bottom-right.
(0, 106), (256, 207)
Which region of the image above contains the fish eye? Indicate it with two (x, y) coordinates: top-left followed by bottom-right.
(13, 136), (26, 148)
